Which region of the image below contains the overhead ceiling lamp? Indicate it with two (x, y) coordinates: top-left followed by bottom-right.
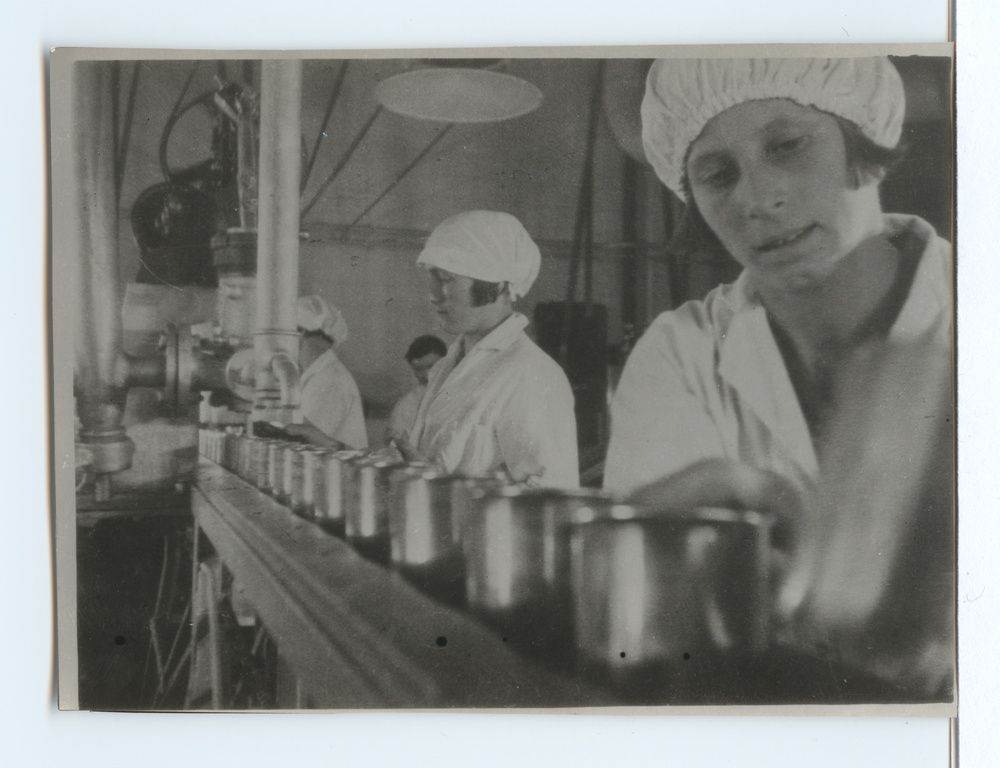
(374, 59), (543, 124)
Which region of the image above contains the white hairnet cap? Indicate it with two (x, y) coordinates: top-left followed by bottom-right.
(296, 294), (348, 346)
(417, 210), (541, 300)
(641, 57), (906, 199)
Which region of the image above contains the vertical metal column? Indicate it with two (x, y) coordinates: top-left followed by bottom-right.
(73, 61), (134, 499)
(253, 60), (303, 422)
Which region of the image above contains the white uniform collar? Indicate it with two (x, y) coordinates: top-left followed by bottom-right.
(715, 213), (948, 479)
(460, 312), (529, 355)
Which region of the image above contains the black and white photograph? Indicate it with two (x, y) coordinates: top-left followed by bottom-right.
(50, 45), (956, 713)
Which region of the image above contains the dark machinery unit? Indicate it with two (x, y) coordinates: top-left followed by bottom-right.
(533, 301), (609, 456)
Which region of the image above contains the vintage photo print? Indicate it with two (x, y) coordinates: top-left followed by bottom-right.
(50, 44), (955, 712)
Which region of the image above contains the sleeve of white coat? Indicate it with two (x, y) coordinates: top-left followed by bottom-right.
(497, 360), (579, 488)
(301, 374), (369, 450)
(329, 388), (369, 450)
(386, 393), (410, 440)
(604, 313), (727, 495)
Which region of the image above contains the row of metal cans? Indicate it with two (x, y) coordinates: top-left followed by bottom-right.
(199, 429), (495, 563)
(198, 428), (775, 700)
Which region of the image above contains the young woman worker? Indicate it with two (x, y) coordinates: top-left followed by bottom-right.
(604, 57), (953, 699)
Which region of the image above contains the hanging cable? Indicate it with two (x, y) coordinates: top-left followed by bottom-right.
(301, 61), (350, 194)
(300, 105), (384, 219)
(345, 122), (455, 228)
(158, 62), (203, 181)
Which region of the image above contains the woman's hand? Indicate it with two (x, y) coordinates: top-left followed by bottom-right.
(391, 435), (432, 465)
(626, 458), (806, 596)
(627, 458), (804, 523)
(283, 419), (345, 450)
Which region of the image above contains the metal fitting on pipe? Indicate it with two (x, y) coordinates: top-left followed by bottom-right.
(270, 352), (301, 410)
(123, 351), (167, 389)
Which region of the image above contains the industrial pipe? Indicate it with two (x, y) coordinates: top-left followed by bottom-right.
(73, 62), (135, 498)
(253, 60), (303, 422)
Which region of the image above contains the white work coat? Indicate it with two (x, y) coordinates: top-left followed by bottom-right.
(408, 313), (579, 488)
(604, 214), (952, 495)
(300, 348), (369, 450)
(387, 384), (424, 441)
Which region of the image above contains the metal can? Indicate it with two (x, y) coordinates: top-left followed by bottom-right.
(388, 465), (448, 567)
(314, 450), (367, 537)
(345, 457), (404, 564)
(266, 441), (288, 498)
(281, 444), (305, 508)
(210, 430), (223, 463)
(294, 448), (324, 518)
(222, 432), (235, 470)
(569, 507), (772, 702)
(232, 434), (244, 476)
(387, 466), (469, 605)
(249, 438), (271, 490)
(237, 435), (253, 479)
(447, 473), (507, 546)
(463, 487), (617, 666)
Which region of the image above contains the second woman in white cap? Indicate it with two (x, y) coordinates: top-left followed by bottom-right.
(395, 210), (579, 488)
(284, 294), (368, 450)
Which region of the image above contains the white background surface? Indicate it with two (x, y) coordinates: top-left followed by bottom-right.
(5, 1), (995, 766)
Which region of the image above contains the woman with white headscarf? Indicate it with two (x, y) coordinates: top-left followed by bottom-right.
(604, 57), (953, 699)
(395, 210), (579, 488)
(284, 294), (368, 450)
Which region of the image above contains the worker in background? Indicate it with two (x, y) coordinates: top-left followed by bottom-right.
(603, 57), (953, 698)
(386, 334), (447, 444)
(395, 210), (579, 488)
(284, 295), (368, 450)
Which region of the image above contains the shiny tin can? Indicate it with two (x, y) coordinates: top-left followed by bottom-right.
(296, 448), (324, 518)
(266, 441), (289, 498)
(570, 507), (772, 703)
(222, 432), (237, 471)
(345, 457), (404, 563)
(387, 466), (465, 605)
(314, 450), (367, 537)
(209, 430), (223, 463)
(448, 473), (507, 545)
(281, 444), (305, 508)
(237, 435), (253, 479)
(249, 438), (271, 490)
(463, 487), (616, 665)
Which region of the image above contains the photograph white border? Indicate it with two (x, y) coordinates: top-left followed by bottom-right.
(7, 0), (993, 766)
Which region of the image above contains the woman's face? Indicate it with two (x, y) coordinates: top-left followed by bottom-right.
(686, 98), (884, 294)
(427, 267), (491, 336)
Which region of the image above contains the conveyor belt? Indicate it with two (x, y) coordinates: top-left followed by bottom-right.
(192, 459), (612, 708)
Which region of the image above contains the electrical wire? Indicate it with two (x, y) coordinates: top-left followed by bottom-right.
(300, 105), (384, 219)
(345, 122), (455, 228)
(301, 61), (350, 194)
(115, 61), (141, 203)
(158, 62), (207, 182)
